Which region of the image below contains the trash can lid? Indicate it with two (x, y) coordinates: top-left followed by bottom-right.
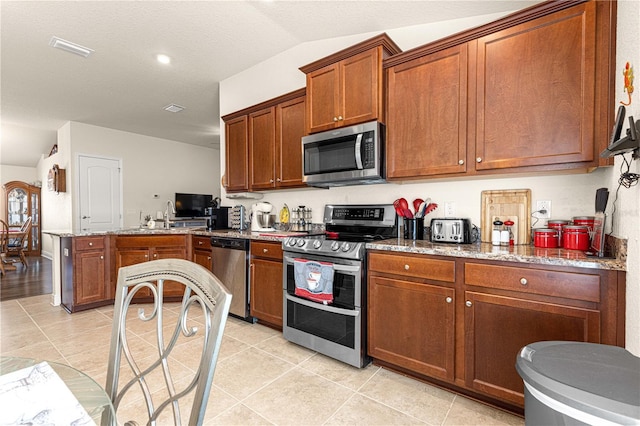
(516, 341), (640, 424)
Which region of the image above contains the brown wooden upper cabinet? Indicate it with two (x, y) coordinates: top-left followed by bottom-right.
(301, 33), (401, 134)
(223, 90), (306, 193)
(224, 115), (249, 192)
(386, 1), (614, 180)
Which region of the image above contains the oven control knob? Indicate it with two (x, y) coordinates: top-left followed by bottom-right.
(313, 239), (322, 249)
(330, 241), (341, 251)
(341, 242), (351, 252)
(286, 238), (296, 247)
(296, 239), (306, 247)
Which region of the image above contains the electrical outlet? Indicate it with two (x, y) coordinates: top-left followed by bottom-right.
(445, 202), (456, 217)
(536, 200), (551, 219)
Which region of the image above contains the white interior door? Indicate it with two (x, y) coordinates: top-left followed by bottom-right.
(78, 155), (122, 231)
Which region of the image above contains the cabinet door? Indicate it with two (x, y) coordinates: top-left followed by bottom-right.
(341, 48), (380, 127)
(306, 63), (340, 134)
(474, 2), (596, 170)
(193, 249), (212, 270)
(250, 257), (284, 327)
(249, 107), (277, 190)
(75, 250), (107, 305)
(115, 248), (151, 298)
(464, 291), (600, 406)
(276, 96), (306, 188)
(368, 275), (455, 381)
(153, 246), (188, 297)
(387, 44), (468, 179)
(225, 115), (249, 192)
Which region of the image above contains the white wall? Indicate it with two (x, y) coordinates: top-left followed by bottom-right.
(220, 7), (640, 354)
(67, 122), (220, 230)
(611, 0), (640, 355)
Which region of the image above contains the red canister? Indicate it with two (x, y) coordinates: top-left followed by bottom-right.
(572, 216), (595, 233)
(547, 219), (571, 247)
(563, 225), (590, 250)
(534, 228), (559, 248)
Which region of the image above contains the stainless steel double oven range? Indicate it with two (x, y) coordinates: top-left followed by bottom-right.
(282, 204), (397, 368)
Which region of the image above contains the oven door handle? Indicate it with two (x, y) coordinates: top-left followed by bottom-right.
(284, 256), (360, 273)
(285, 293), (359, 317)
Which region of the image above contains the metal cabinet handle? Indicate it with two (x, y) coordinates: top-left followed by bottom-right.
(270, 179), (274, 183)
(520, 277), (528, 286)
(458, 160), (464, 165)
(153, 253), (157, 258)
(476, 157), (482, 163)
(465, 300), (472, 307)
(338, 116), (343, 120)
(276, 178), (281, 182)
(207, 256), (211, 261)
(145, 254), (149, 258)
(89, 242), (93, 246)
(404, 264), (410, 270)
(198, 241), (203, 245)
(100, 255), (104, 260)
(82, 216), (91, 219)
(333, 117), (338, 122)
(446, 297), (453, 303)
(263, 248), (268, 253)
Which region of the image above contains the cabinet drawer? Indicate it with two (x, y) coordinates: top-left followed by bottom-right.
(464, 263), (600, 302)
(75, 236), (105, 251)
(192, 236), (211, 249)
(251, 241), (282, 261)
(369, 252), (455, 283)
(115, 235), (187, 249)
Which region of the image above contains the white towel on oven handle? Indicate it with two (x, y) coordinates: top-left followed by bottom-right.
(293, 258), (334, 304)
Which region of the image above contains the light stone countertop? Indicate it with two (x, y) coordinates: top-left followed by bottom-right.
(44, 228), (626, 271)
(366, 238), (626, 271)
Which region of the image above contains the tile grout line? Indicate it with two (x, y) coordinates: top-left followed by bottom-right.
(16, 298), (72, 365)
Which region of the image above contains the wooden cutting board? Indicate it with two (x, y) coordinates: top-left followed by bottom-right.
(481, 189), (531, 244)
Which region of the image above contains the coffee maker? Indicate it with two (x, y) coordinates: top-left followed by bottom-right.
(206, 206), (230, 230)
(251, 202), (275, 232)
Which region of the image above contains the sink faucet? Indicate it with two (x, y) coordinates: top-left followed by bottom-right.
(164, 200), (176, 229)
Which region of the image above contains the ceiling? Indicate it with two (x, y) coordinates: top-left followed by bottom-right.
(1, 0), (542, 168)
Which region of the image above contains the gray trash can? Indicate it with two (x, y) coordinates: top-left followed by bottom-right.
(516, 341), (640, 425)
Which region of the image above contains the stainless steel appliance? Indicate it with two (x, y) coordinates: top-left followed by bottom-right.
(229, 205), (247, 230)
(302, 121), (385, 187)
(210, 237), (253, 321)
(430, 218), (472, 243)
(282, 204), (396, 367)
(251, 202), (275, 232)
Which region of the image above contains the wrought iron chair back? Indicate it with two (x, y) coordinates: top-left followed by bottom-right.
(105, 258), (232, 426)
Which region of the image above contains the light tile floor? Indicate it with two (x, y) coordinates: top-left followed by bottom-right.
(0, 295), (524, 425)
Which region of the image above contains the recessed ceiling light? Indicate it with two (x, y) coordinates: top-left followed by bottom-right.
(164, 104), (185, 113)
(49, 36), (94, 58)
(156, 54), (171, 65)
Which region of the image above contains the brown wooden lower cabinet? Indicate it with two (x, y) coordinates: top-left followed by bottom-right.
(61, 236), (110, 313)
(367, 250), (625, 412)
(114, 235), (189, 299)
(368, 275), (455, 381)
(192, 235), (213, 270)
(464, 291), (601, 405)
(250, 241), (283, 328)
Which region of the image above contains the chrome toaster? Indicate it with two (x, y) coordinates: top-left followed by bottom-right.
(430, 218), (472, 244)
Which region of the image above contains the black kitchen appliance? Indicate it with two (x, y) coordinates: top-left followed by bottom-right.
(207, 207), (230, 230)
(282, 204), (396, 368)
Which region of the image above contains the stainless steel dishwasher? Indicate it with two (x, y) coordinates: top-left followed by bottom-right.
(210, 237), (253, 321)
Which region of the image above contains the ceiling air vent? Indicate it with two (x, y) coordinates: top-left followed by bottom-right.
(163, 104), (185, 113)
(49, 36), (94, 58)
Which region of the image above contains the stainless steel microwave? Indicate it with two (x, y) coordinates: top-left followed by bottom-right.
(302, 121), (385, 187)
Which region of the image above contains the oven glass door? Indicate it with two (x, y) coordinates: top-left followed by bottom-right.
(283, 255), (361, 310)
(304, 134), (362, 176)
(285, 294), (358, 349)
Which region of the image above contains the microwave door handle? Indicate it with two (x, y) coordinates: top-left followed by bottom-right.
(284, 256), (360, 273)
(354, 133), (363, 169)
(285, 293), (359, 316)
